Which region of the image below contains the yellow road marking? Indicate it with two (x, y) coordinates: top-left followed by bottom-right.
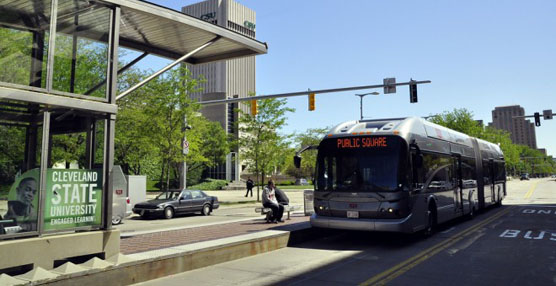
(359, 208), (511, 286)
(523, 181), (540, 199)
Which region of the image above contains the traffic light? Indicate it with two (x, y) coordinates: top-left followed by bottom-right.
(534, 112), (540, 126)
(308, 93), (315, 111)
(409, 82), (417, 103)
(250, 100), (257, 116)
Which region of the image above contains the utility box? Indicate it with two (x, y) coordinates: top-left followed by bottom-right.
(127, 175), (147, 212)
(304, 189), (314, 216)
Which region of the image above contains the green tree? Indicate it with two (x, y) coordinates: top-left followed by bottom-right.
(201, 121), (229, 172)
(136, 66), (208, 189)
(429, 108), (483, 137)
(430, 108), (552, 176)
(284, 127), (328, 180)
(237, 98), (294, 201)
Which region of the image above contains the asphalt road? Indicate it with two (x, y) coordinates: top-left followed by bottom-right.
(135, 178), (556, 286)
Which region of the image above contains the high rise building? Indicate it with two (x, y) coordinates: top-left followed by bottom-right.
(182, 0), (257, 181)
(490, 105), (537, 149)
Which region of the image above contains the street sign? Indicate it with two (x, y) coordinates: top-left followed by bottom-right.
(183, 139), (189, 155)
(543, 109), (553, 120)
(383, 78), (396, 94)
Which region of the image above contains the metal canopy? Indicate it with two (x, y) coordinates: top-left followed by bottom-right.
(0, 0), (268, 65)
(115, 0), (268, 64)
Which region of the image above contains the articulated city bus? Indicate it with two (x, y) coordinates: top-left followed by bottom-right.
(300, 117), (505, 233)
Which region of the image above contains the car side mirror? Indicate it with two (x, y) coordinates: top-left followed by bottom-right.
(294, 155), (302, 169)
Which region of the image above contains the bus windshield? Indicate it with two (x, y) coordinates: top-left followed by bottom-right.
(316, 136), (406, 192)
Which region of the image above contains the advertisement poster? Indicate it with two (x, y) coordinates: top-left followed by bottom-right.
(44, 169), (103, 231)
(3, 169), (40, 233)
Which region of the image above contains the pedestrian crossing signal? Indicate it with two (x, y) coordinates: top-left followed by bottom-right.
(250, 100), (257, 116)
(308, 93), (315, 111)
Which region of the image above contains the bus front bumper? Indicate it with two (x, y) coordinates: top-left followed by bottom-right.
(310, 213), (415, 233)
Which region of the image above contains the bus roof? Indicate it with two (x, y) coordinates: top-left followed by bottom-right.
(326, 117), (503, 157)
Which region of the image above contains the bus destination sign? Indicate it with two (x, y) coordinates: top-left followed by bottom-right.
(337, 137), (387, 149)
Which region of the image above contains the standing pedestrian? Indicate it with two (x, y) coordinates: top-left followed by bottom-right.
(245, 177), (254, 197)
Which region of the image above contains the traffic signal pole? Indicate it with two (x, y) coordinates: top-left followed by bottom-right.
(513, 109), (553, 127)
(198, 80), (431, 106)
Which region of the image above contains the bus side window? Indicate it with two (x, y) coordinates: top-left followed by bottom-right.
(482, 160), (491, 185)
(462, 157), (477, 188)
(422, 153), (453, 191)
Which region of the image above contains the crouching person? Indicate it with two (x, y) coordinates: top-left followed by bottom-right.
(262, 179), (284, 223)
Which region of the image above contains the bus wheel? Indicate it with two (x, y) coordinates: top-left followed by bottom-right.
(424, 208), (436, 236)
(468, 205), (475, 220)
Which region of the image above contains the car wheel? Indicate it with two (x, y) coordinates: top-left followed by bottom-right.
(164, 207), (174, 219)
(202, 204), (211, 216)
(111, 216), (122, 225)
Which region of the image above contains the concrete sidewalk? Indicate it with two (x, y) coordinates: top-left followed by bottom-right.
(2, 190), (315, 285)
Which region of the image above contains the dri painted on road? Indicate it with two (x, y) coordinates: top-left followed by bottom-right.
(523, 180), (540, 199)
(359, 207), (511, 286)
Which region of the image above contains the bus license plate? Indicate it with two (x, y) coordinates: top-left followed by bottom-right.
(347, 211), (359, 218)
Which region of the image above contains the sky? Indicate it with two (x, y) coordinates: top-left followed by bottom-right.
(144, 0), (556, 156)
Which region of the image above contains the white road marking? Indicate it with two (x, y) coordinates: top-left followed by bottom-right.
(441, 227), (455, 234)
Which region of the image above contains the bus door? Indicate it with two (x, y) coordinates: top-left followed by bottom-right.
(482, 159), (495, 204)
(489, 159), (496, 203)
(452, 154), (464, 213)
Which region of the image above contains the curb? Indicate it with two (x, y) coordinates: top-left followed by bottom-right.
(34, 222), (325, 286)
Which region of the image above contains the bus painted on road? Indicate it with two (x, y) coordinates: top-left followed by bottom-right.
(306, 117), (505, 233)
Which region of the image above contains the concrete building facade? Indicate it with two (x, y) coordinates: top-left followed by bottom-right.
(490, 105), (537, 149)
(182, 0), (257, 181)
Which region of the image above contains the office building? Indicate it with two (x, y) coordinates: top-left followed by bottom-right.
(182, 0), (257, 181)
(490, 105), (537, 149)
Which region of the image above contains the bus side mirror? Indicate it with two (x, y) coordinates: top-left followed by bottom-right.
(410, 142), (423, 168)
(294, 155), (302, 169)
(414, 154), (423, 168)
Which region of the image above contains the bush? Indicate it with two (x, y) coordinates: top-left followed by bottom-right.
(189, 179), (228, 190)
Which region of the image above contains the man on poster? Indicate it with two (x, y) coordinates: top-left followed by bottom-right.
(4, 177), (38, 231)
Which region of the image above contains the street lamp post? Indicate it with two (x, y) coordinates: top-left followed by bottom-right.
(355, 92), (379, 120)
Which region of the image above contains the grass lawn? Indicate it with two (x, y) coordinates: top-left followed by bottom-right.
(147, 180), (161, 192)
(277, 185), (314, 190)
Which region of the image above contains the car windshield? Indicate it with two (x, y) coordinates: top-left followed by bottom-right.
(156, 191), (181, 200)
(316, 136), (406, 192)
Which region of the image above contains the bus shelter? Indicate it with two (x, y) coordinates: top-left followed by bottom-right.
(0, 0), (266, 272)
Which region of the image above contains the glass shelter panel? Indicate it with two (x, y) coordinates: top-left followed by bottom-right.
(45, 111), (105, 231)
(52, 0), (111, 99)
(0, 99), (44, 237)
(0, 0), (52, 89)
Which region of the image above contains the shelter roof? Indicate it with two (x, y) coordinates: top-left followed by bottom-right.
(0, 0), (268, 64)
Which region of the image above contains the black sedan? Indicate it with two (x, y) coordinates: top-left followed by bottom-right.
(132, 189), (219, 219)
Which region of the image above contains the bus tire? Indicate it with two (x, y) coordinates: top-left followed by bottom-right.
(424, 205), (437, 236)
(468, 204), (475, 220)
